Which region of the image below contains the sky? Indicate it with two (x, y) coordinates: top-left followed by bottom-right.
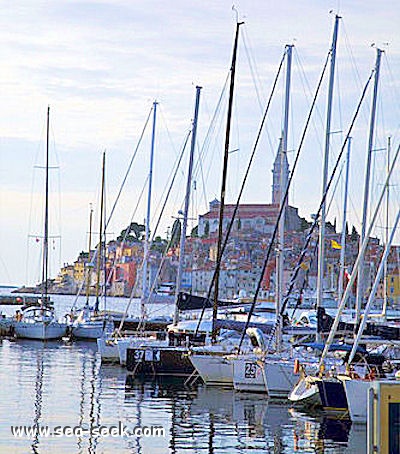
(1, 0), (399, 286)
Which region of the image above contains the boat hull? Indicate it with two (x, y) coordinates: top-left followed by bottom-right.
(97, 337), (119, 362)
(126, 346), (194, 377)
(232, 355), (266, 392)
(118, 337), (167, 366)
(14, 321), (67, 340)
(316, 378), (349, 412)
(264, 361), (300, 398)
(288, 376), (322, 408)
(72, 321), (104, 340)
(343, 379), (371, 423)
(190, 353), (233, 386)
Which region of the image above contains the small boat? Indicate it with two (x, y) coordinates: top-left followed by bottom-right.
(14, 107), (67, 341)
(71, 305), (107, 340)
(14, 305), (67, 340)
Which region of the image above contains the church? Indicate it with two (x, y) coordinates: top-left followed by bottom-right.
(197, 141), (302, 236)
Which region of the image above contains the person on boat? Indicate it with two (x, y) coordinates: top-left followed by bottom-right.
(94, 298), (99, 315)
(83, 302), (90, 320)
(15, 310), (22, 322)
(347, 365), (360, 379)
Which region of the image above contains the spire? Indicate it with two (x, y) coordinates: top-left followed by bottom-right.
(272, 137), (289, 205)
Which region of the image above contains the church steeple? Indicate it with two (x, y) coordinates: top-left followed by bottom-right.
(272, 137), (289, 205)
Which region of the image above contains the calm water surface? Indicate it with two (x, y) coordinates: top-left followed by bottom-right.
(0, 293), (367, 453)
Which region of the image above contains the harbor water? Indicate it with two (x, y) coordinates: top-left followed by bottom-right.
(0, 292), (368, 453)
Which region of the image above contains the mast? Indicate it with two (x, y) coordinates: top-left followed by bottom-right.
(211, 20), (243, 343)
(337, 137), (351, 303)
(355, 48), (383, 324)
(86, 204), (93, 305)
(95, 151), (106, 311)
(141, 101), (157, 321)
(348, 208), (400, 365)
(316, 14), (340, 341)
(42, 106), (50, 303)
(275, 43), (293, 352)
(320, 143), (399, 367)
(382, 136), (391, 318)
(173, 86), (202, 325)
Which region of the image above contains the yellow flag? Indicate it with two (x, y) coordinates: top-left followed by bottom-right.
(331, 239), (342, 250)
(300, 261), (309, 270)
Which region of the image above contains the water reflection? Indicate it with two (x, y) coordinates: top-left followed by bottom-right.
(32, 347), (44, 453)
(0, 339), (367, 453)
(124, 376), (291, 453)
(289, 409), (366, 453)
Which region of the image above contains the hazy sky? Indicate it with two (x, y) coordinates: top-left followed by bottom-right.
(1, 0), (399, 286)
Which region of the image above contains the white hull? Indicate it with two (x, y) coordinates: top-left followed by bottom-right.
(190, 353), (233, 386)
(264, 361), (301, 398)
(14, 321), (67, 340)
(72, 321), (104, 340)
(232, 355), (267, 393)
(97, 337), (119, 362)
(288, 376), (321, 407)
(343, 379), (371, 423)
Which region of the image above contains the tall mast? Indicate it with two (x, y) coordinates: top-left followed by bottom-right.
(316, 15), (340, 341)
(355, 48), (383, 324)
(275, 44), (293, 352)
(141, 101), (157, 321)
(337, 137), (351, 303)
(95, 151), (106, 309)
(173, 86), (202, 325)
(85, 204), (93, 305)
(42, 106), (50, 303)
(211, 21), (243, 342)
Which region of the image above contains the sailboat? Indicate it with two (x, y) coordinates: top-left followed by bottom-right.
(124, 87), (204, 375)
(14, 107), (68, 340)
(289, 113), (400, 412)
(72, 153), (108, 340)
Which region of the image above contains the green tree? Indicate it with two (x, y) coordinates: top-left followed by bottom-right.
(299, 217), (310, 232)
(151, 236), (168, 254)
(117, 222), (145, 242)
(191, 225), (199, 238)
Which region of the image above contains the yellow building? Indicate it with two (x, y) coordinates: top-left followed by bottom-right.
(73, 260), (86, 285)
(387, 272), (400, 302)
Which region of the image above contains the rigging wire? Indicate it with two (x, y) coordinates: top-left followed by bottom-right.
(274, 66), (376, 342)
(237, 49), (333, 351)
(194, 48), (288, 336)
(105, 106), (153, 231)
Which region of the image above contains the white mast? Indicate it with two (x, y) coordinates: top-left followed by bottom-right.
(275, 44), (292, 352)
(355, 48), (383, 325)
(320, 143), (399, 366)
(348, 208), (400, 365)
(141, 101), (157, 321)
(316, 15), (340, 342)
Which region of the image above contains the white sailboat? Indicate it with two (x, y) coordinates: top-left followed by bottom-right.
(290, 114), (400, 411)
(122, 86), (204, 373)
(14, 107), (67, 341)
(72, 153), (108, 340)
(343, 202), (400, 422)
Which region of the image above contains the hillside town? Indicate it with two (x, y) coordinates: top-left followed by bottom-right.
(22, 143), (400, 307)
